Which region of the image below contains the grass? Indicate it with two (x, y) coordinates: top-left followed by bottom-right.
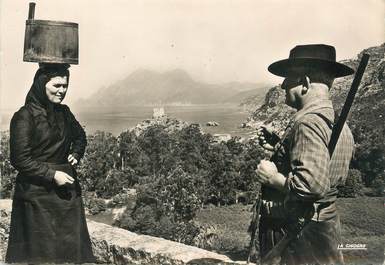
(337, 197), (385, 265)
(194, 203), (252, 260)
(194, 197), (385, 264)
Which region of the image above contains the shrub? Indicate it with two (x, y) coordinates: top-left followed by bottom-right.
(96, 168), (139, 198)
(77, 131), (118, 194)
(352, 140), (385, 187)
(338, 169), (364, 198)
(83, 192), (107, 215)
(192, 223), (220, 250)
(369, 173), (385, 197)
(116, 167), (203, 244)
(77, 124), (266, 206)
(0, 131), (17, 198)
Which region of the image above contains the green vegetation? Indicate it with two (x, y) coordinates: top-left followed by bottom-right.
(349, 93), (385, 197)
(194, 197), (385, 264)
(194, 204), (251, 260)
(0, 123), (264, 245)
(1, 111), (384, 262)
(337, 169), (364, 198)
(338, 197), (385, 265)
(0, 131), (16, 198)
(104, 124), (264, 244)
(74, 124), (264, 206)
(116, 167), (203, 244)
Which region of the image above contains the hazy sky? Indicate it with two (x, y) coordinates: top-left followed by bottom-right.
(1, 0), (384, 110)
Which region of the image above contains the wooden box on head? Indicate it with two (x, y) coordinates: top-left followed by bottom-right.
(23, 2), (79, 65)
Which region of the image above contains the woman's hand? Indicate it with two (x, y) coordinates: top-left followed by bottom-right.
(54, 170), (74, 186)
(67, 154), (78, 166)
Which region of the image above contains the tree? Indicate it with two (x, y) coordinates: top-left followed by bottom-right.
(77, 131), (118, 196)
(97, 168), (139, 198)
(117, 167), (202, 244)
(0, 131), (16, 198)
(353, 144), (385, 186)
(238, 139), (264, 196)
(337, 169), (364, 198)
(175, 124), (212, 175)
(205, 143), (239, 205)
(137, 125), (180, 176)
(369, 173), (385, 196)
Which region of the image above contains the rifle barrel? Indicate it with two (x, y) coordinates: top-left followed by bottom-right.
(328, 53), (370, 156)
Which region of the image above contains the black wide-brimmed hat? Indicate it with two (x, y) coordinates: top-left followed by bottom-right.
(268, 44), (354, 78)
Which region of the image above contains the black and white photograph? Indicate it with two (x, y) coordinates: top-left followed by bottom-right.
(0, 0), (384, 264)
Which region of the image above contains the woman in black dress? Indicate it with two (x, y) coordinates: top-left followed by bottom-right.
(5, 63), (95, 263)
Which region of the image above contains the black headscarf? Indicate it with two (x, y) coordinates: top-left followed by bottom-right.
(25, 63), (70, 135)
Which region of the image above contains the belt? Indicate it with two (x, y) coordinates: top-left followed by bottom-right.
(312, 201), (337, 221)
(261, 200), (337, 223)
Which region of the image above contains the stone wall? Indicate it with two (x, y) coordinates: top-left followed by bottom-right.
(0, 199), (250, 265)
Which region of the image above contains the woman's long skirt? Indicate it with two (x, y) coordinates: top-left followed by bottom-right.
(5, 163), (95, 264)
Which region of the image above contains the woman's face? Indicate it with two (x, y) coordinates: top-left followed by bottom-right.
(45, 76), (68, 104)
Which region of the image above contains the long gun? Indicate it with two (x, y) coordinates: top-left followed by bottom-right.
(260, 53), (370, 264)
(247, 190), (262, 264)
(328, 54), (370, 154)
(247, 128), (280, 264)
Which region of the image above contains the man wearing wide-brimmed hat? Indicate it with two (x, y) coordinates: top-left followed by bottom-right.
(255, 44), (355, 264)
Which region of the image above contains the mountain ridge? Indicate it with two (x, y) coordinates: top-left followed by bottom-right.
(75, 69), (270, 108)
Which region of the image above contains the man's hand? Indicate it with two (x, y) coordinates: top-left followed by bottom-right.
(256, 160), (286, 191)
(54, 170), (74, 186)
(256, 126), (280, 151)
(68, 154), (78, 166)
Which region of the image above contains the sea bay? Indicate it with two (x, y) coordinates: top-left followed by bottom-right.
(1, 104), (254, 137)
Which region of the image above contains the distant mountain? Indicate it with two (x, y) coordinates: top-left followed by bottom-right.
(75, 69), (269, 108)
(222, 86), (270, 105)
